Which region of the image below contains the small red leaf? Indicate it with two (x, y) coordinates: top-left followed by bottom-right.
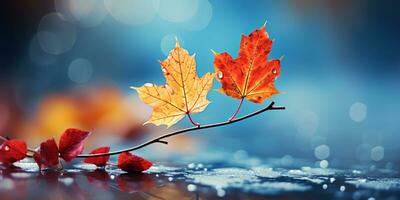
(58, 128), (90, 161)
(117, 152), (152, 173)
(33, 138), (59, 170)
(83, 146), (110, 167)
(0, 139), (27, 165)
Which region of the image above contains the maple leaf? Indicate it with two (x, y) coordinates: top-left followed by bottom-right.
(0, 139), (27, 165)
(59, 128), (90, 161)
(33, 138), (59, 169)
(83, 146), (110, 167)
(117, 152), (152, 173)
(133, 40), (214, 127)
(213, 25), (281, 103)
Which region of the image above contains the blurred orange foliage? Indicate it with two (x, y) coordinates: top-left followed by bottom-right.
(16, 85), (148, 145)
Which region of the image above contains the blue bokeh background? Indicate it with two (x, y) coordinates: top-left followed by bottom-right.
(1, 0), (399, 168)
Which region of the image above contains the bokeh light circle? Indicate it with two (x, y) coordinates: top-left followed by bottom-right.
(319, 160), (329, 168)
(161, 34), (176, 56)
(68, 58), (93, 83)
(370, 146), (384, 161)
(349, 102), (367, 122)
(104, 0), (159, 25)
(158, 0), (199, 22)
(161, 34), (185, 56)
(37, 13), (77, 55)
(182, 0), (213, 31)
(55, 0), (94, 21)
(314, 145), (330, 160)
(55, 0), (108, 27)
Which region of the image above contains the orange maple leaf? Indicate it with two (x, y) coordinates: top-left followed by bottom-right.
(213, 24), (281, 104)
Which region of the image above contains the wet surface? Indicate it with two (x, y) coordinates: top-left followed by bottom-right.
(1, 158), (399, 200)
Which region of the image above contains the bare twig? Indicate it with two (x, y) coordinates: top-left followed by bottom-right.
(76, 101), (285, 158)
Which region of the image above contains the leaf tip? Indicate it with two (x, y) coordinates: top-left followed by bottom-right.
(174, 37), (180, 48)
(262, 19), (268, 28)
(130, 86), (138, 90)
(210, 49), (219, 56)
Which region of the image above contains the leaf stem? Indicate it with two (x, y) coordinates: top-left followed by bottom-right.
(228, 98), (244, 121)
(76, 101), (285, 158)
(187, 113), (200, 127)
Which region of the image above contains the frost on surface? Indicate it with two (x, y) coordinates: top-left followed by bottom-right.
(346, 178), (400, 190)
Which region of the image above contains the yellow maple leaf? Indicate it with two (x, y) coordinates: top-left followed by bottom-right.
(132, 40), (214, 127)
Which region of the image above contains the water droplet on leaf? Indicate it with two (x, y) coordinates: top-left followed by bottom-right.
(217, 71), (223, 79)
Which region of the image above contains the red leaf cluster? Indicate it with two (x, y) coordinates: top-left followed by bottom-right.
(0, 139), (27, 165)
(1, 128), (152, 173)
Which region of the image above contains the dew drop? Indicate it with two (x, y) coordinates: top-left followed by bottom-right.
(168, 177), (174, 182)
(188, 163), (195, 169)
(162, 67), (169, 74)
(216, 188), (226, 197)
(187, 184), (197, 192)
(144, 83), (154, 87)
(340, 185), (346, 192)
(4, 145), (9, 151)
(272, 69), (277, 74)
(217, 71), (223, 79)
(322, 184), (328, 189)
(330, 177), (335, 183)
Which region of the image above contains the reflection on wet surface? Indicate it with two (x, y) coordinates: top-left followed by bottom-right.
(0, 158), (399, 200)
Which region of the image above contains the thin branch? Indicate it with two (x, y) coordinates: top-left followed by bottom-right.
(228, 98), (244, 121)
(76, 101), (285, 158)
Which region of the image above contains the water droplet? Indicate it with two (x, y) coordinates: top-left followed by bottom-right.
(4, 145), (9, 151)
(58, 177), (74, 186)
(144, 83), (153, 87)
(204, 168), (208, 171)
(216, 188), (226, 197)
(156, 174), (159, 177)
(340, 185), (346, 192)
(272, 69), (277, 74)
(322, 184), (328, 189)
(188, 163), (195, 169)
(168, 177), (174, 181)
(330, 177), (335, 183)
(162, 67), (169, 74)
(217, 71), (223, 79)
(187, 184), (197, 192)
(110, 175), (115, 180)
(320, 160), (329, 168)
